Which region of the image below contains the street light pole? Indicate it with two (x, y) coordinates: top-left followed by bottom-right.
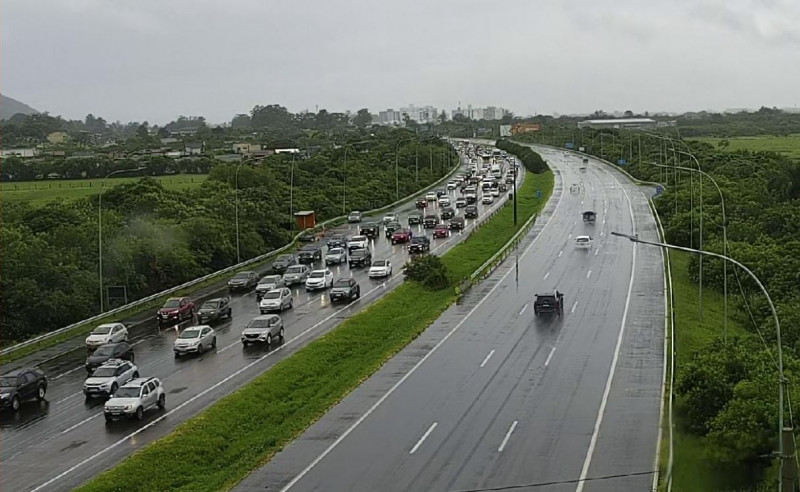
(235, 162), (244, 264)
(98, 167), (145, 313)
(611, 231), (787, 488)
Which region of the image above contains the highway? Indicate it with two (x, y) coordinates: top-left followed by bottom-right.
(235, 145), (665, 492)
(0, 143), (520, 492)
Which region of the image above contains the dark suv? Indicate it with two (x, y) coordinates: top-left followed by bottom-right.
(1, 368), (47, 412)
(360, 222), (380, 239)
(196, 297), (232, 324)
(384, 221), (402, 238)
(408, 236), (431, 254)
(298, 244), (323, 264)
(464, 205), (479, 219)
(329, 278), (360, 303)
(449, 216), (465, 231)
(349, 248), (372, 268)
(440, 207), (455, 220)
(270, 254), (297, 274)
(86, 342), (135, 374)
(423, 214), (439, 229)
(533, 291), (565, 316)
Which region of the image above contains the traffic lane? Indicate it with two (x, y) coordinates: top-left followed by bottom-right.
(0, 166), (515, 491)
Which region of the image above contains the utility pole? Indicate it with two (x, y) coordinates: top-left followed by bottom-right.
(782, 427), (798, 491)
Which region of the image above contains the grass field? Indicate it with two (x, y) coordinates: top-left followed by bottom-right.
(692, 134), (800, 159)
(1, 175), (207, 205)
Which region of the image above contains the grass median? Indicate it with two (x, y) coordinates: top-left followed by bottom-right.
(76, 167), (554, 492)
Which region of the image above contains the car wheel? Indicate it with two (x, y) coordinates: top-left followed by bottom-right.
(135, 406), (144, 421)
(212, 337), (217, 349)
(11, 395), (20, 411)
(157, 394), (166, 410)
(266, 333), (272, 347)
(110, 383), (118, 395)
(105, 415), (113, 423)
(37, 384), (47, 400)
(130, 353), (135, 363)
(289, 299), (293, 309)
(242, 341), (249, 347)
(133, 372), (140, 379)
(174, 352), (181, 359)
(279, 327), (285, 342)
(198, 343), (205, 354)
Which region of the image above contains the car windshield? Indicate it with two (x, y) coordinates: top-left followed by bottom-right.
(372, 260), (387, 267)
(163, 299), (181, 308)
(247, 318), (272, 328)
(233, 272), (251, 280)
(310, 271), (326, 278)
(0, 376), (18, 387)
(286, 266), (305, 274)
(179, 329), (200, 339)
(352, 236), (366, 241)
(92, 366), (118, 377)
(328, 248), (343, 255)
(113, 387), (140, 398)
(202, 301), (220, 309)
(263, 291), (282, 299)
(92, 325), (113, 335)
(94, 345), (116, 356)
(333, 279), (350, 287)
(276, 255), (291, 262)
(261, 275), (280, 284)
(539, 295), (556, 301)
(577, 237), (589, 242)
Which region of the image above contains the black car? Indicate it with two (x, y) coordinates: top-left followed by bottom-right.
(423, 214), (439, 229)
(466, 194), (477, 205)
(499, 183), (508, 192)
(326, 234), (347, 249)
(440, 207), (455, 220)
(298, 244), (323, 264)
(534, 291), (565, 316)
(464, 205), (479, 218)
(408, 211), (423, 225)
(348, 248), (372, 268)
(1, 368), (47, 412)
(435, 188), (447, 197)
(196, 297), (232, 324)
(408, 236), (431, 254)
(360, 222), (380, 239)
(270, 254), (297, 274)
(329, 277), (360, 303)
(228, 271), (259, 292)
(86, 342), (134, 374)
(449, 216), (465, 231)
(415, 198), (428, 209)
(384, 221), (402, 238)
(505, 176), (515, 184)
(298, 228), (318, 242)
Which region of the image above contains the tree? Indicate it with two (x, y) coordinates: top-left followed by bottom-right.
(438, 111), (447, 124)
(453, 114), (471, 123)
(623, 110), (634, 118)
(353, 108), (372, 128)
(231, 114), (251, 129)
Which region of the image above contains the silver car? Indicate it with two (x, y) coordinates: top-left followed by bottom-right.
(282, 264), (310, 285)
(256, 275), (285, 298)
(241, 314), (284, 347)
(259, 288), (293, 313)
(173, 325), (217, 357)
(325, 247), (347, 265)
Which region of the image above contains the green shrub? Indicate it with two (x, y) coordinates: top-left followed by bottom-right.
(403, 254), (450, 289)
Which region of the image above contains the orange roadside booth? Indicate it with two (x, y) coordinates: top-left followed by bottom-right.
(294, 210), (316, 230)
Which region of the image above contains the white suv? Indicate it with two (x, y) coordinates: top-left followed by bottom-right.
(83, 359), (139, 399)
(85, 323), (128, 350)
(104, 377), (165, 422)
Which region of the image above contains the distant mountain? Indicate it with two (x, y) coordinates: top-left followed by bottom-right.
(1, 94), (39, 120)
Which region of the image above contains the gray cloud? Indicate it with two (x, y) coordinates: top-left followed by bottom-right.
(2, 0), (799, 123)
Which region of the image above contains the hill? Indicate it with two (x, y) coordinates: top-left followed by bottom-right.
(1, 94), (39, 120)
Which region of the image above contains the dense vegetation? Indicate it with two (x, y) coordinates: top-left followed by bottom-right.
(1, 129), (457, 344)
(516, 126), (800, 486)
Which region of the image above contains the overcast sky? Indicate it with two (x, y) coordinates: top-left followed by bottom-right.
(3, 0), (800, 124)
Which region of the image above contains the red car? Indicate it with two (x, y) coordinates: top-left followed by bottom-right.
(391, 228), (413, 244)
(433, 224), (450, 239)
(157, 297), (195, 326)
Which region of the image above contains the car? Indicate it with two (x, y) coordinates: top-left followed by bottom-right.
(533, 291), (565, 316)
(582, 157), (589, 164)
(425, 191), (437, 201)
(490, 188), (500, 197)
(416, 198), (428, 209)
(228, 270), (259, 291)
(435, 188), (447, 197)
(157, 297), (195, 326)
(368, 259), (393, 278)
(282, 264), (311, 285)
(174, 325), (216, 356)
(270, 254), (297, 274)
(348, 248), (372, 268)
(465, 194), (477, 204)
(575, 235), (593, 249)
(325, 247), (347, 264)
(433, 224), (450, 239)
(423, 214), (439, 228)
(329, 277), (360, 303)
(298, 228), (318, 242)
(438, 196), (451, 207)
(260, 287), (293, 312)
(83, 359), (139, 399)
(408, 236), (431, 254)
(570, 183), (581, 193)
(391, 228), (413, 244)
(347, 234), (369, 251)
(196, 297), (232, 324)
(325, 233), (347, 249)
(305, 269), (334, 290)
(407, 211), (423, 225)
(440, 207), (455, 220)
(104, 377), (165, 422)
(86, 342), (134, 374)
(360, 222), (380, 239)
(464, 205), (479, 218)
(384, 221), (402, 238)
(499, 183), (508, 192)
(347, 211), (362, 223)
(583, 210), (597, 223)
(579, 166), (587, 172)
(455, 197), (467, 208)
(85, 323), (128, 350)
(449, 216), (465, 231)
(447, 181), (457, 190)
(298, 244), (323, 264)
(241, 314), (284, 347)
(255, 275), (286, 299)
(382, 212), (398, 224)
(1, 368), (47, 412)
(482, 195), (495, 204)
(505, 176), (515, 184)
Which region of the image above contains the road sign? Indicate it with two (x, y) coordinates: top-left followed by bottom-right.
(655, 186), (663, 196)
(565, 142), (575, 149)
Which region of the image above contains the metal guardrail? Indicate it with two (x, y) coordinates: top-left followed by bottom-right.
(467, 211), (538, 285)
(1, 144), (464, 358)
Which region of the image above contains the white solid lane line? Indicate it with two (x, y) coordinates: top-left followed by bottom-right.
(51, 366), (84, 380)
(497, 420), (519, 453)
(594, 248), (599, 256)
(570, 301), (578, 314)
(543, 271), (550, 280)
(54, 392), (83, 405)
(519, 304), (528, 316)
(480, 350), (496, 368)
(544, 346), (556, 367)
(558, 250), (563, 257)
(586, 270), (592, 279)
(59, 415), (98, 436)
(409, 422), (438, 454)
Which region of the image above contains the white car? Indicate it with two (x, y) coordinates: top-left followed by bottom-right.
(482, 195), (495, 204)
(260, 287), (293, 313)
(490, 188), (500, 197)
(85, 323), (128, 350)
(576, 235), (593, 249)
(447, 181), (457, 190)
(173, 325), (216, 356)
(325, 247), (347, 264)
(425, 191), (437, 201)
(382, 212), (398, 224)
(83, 359), (139, 398)
(368, 259), (393, 278)
(347, 235), (369, 251)
(104, 377), (165, 422)
(305, 269), (334, 290)
(438, 196), (451, 207)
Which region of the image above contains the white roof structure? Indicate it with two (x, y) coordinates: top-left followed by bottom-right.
(577, 118), (657, 129)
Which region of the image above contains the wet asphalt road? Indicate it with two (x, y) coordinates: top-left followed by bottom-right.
(0, 148), (521, 492)
(235, 146), (665, 492)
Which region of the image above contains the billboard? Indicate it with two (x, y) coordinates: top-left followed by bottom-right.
(500, 125), (512, 137)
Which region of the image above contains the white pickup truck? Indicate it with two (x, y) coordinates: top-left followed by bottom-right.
(347, 235), (369, 251)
